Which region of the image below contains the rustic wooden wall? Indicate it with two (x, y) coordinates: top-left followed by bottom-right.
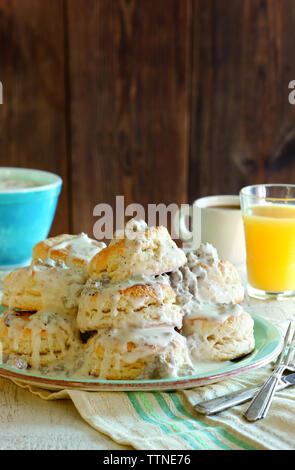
(0, 0), (69, 234)
(66, 0), (191, 234)
(189, 0), (295, 202)
(0, 0), (295, 239)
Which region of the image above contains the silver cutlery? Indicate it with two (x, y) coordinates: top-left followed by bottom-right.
(244, 321), (295, 422)
(194, 372), (295, 415)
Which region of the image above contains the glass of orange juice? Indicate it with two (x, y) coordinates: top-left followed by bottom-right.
(240, 184), (295, 300)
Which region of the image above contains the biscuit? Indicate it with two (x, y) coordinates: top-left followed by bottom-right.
(32, 233), (106, 273)
(2, 262), (86, 315)
(0, 310), (80, 369)
(89, 222), (187, 282)
(169, 243), (244, 307)
(182, 306), (255, 362)
(83, 326), (193, 380)
(197, 259), (244, 303)
(77, 277), (183, 331)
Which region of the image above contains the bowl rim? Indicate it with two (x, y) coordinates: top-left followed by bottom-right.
(0, 167), (62, 194)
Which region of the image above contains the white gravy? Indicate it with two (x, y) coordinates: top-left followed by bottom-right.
(0, 178), (43, 191)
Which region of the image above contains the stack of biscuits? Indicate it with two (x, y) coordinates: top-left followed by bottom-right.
(170, 243), (255, 362)
(77, 219), (194, 379)
(0, 219), (256, 380)
(0, 234), (106, 371)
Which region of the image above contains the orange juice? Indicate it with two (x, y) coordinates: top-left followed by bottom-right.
(243, 204), (295, 292)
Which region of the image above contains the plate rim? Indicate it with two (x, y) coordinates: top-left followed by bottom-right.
(0, 312), (282, 391)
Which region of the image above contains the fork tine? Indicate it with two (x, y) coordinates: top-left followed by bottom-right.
(276, 321), (292, 366)
(284, 327), (295, 366)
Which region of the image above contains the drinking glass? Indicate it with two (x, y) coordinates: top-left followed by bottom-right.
(240, 184), (295, 299)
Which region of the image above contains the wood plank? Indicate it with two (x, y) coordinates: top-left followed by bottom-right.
(189, 0), (295, 203)
(0, 0), (69, 235)
(67, 0), (192, 239)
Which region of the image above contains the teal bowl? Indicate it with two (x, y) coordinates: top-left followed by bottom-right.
(0, 168), (62, 268)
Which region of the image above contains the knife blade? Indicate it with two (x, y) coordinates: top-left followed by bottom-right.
(194, 372), (295, 415)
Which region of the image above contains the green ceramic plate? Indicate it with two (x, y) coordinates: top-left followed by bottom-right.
(0, 307), (282, 391)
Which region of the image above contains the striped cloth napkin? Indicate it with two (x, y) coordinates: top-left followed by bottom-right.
(10, 360), (295, 450)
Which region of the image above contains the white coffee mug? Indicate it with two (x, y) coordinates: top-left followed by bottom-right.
(174, 195), (246, 265)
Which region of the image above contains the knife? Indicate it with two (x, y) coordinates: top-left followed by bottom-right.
(194, 372), (295, 415)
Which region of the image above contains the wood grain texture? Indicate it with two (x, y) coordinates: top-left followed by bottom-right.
(1, 0), (295, 239)
(189, 0), (295, 203)
(67, 0), (191, 238)
(0, 0), (69, 234)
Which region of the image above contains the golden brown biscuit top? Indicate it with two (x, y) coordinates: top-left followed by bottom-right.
(88, 225), (186, 281)
(32, 233), (106, 272)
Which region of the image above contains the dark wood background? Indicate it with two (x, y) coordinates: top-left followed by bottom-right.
(1, 0), (295, 238)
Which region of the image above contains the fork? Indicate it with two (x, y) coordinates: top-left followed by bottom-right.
(244, 321), (295, 422)
(194, 358), (295, 415)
